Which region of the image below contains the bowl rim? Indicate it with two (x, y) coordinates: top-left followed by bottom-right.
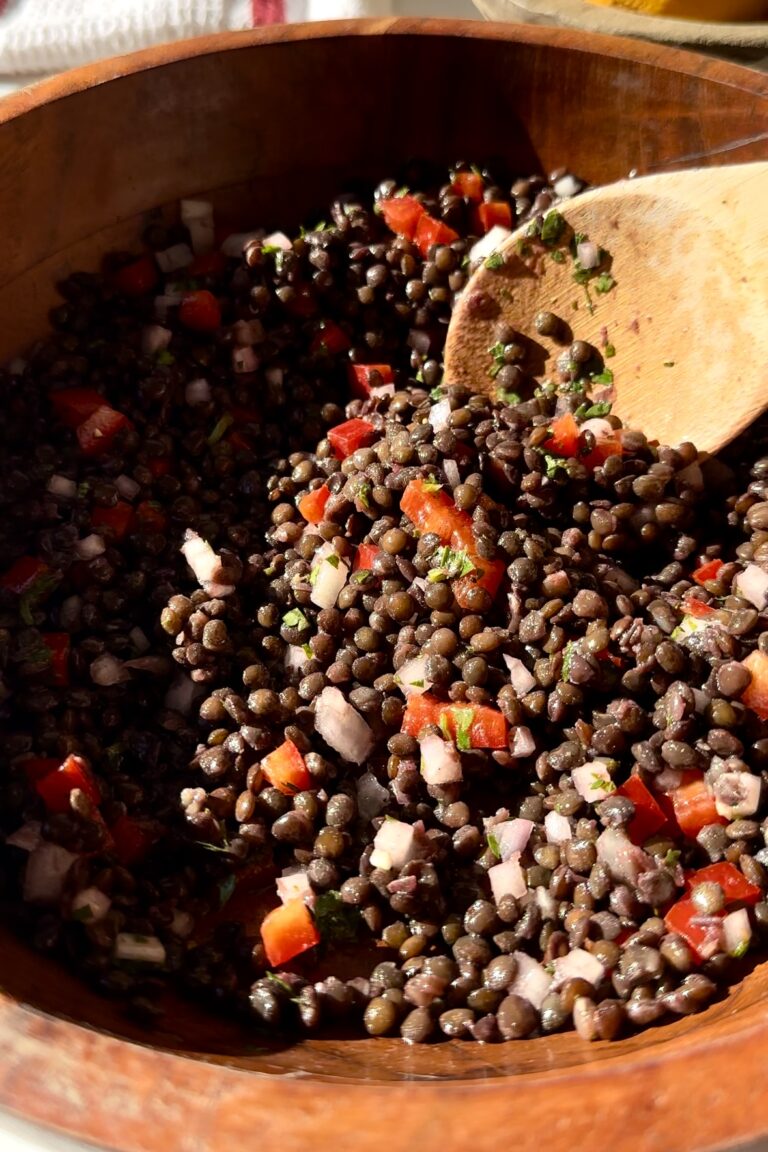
(1, 18), (768, 1152)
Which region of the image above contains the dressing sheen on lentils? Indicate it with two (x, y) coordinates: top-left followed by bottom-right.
(3, 162), (768, 1045)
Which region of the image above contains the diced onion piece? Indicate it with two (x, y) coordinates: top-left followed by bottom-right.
(428, 398), (451, 433)
(371, 382), (395, 398)
(165, 675), (203, 714)
(114, 933), (166, 965)
(503, 654), (536, 697)
(723, 907), (752, 958)
(356, 772), (389, 821)
(468, 224), (512, 265)
(170, 910), (194, 938)
(47, 474), (77, 499)
(310, 542), (349, 611)
(420, 733), (462, 785)
(735, 564), (768, 610)
(508, 952), (552, 1010)
(284, 645), (309, 673)
(181, 529), (235, 596)
(580, 417), (616, 444)
(692, 688), (709, 714)
(314, 686), (374, 766)
(677, 461), (704, 491)
(654, 767), (684, 794)
(372, 818), (418, 871)
(535, 886), (559, 921)
(181, 198), (215, 255)
(509, 726), (535, 759)
(443, 458), (460, 488)
(71, 886), (111, 923)
(23, 842), (77, 904)
(276, 868), (315, 908)
(156, 243), (193, 274)
(263, 231), (292, 252)
(141, 324), (172, 356)
(572, 761), (615, 803)
(488, 855), (527, 903)
(545, 810), (572, 845)
(554, 174), (581, 199)
(596, 827), (652, 887)
(115, 473), (141, 500)
(220, 230), (263, 258)
(90, 653), (129, 686)
(552, 948), (604, 989)
(576, 241), (600, 270)
(6, 821), (42, 852)
(233, 319), (264, 346)
(396, 655), (432, 697)
(494, 819), (533, 860)
(129, 626), (150, 653)
(233, 346), (259, 374)
(714, 770), (762, 819)
(185, 377), (211, 405)
(75, 533), (106, 560)
(59, 594), (82, 629)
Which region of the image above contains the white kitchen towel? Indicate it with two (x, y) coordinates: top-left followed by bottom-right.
(0, 0), (393, 77)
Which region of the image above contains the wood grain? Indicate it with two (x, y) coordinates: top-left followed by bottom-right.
(444, 161), (768, 453)
(0, 19), (766, 1152)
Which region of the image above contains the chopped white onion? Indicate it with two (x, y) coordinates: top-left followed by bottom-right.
(494, 819), (534, 860)
(310, 542), (349, 611)
(284, 644), (309, 673)
(654, 767), (684, 794)
(371, 383), (395, 398)
(509, 726), (536, 759)
(356, 772), (389, 821)
(488, 855), (527, 903)
(165, 675), (203, 715)
(420, 733), (462, 785)
(114, 933), (166, 965)
(47, 474), (77, 499)
(23, 842), (77, 904)
(468, 224), (512, 265)
(572, 761), (616, 803)
(185, 377), (211, 406)
(115, 473), (141, 501)
(59, 594), (82, 629)
(503, 655), (536, 697)
(233, 345), (259, 374)
(170, 910), (194, 938)
(508, 952), (552, 1010)
(554, 174), (581, 199)
(129, 626), (150, 653)
(141, 324), (172, 356)
(535, 886), (559, 921)
(372, 818), (418, 871)
(428, 398), (451, 433)
(181, 198), (215, 255)
(552, 948), (604, 989)
(580, 417), (616, 444)
(220, 230), (263, 258)
(396, 655), (432, 697)
(6, 821), (42, 852)
(692, 688), (709, 714)
(90, 653), (129, 686)
(181, 530), (235, 596)
(276, 868), (315, 908)
(314, 686), (374, 766)
(233, 318), (265, 346)
(443, 458), (460, 488)
(596, 827), (652, 887)
(155, 243), (193, 274)
(75, 533), (106, 560)
(714, 770), (762, 819)
(544, 810), (573, 845)
(263, 230), (293, 252)
(576, 241), (600, 270)
(677, 461), (704, 490)
(736, 564), (768, 610)
(723, 908), (752, 958)
(71, 886), (111, 923)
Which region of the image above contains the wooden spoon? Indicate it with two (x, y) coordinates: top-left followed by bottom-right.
(443, 162), (768, 455)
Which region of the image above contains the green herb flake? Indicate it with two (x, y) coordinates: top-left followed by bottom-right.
(540, 451), (566, 481)
(731, 938), (750, 959)
(497, 388), (520, 406)
(72, 904), (94, 922)
(590, 369), (614, 387)
(196, 841), (233, 854)
(582, 401), (613, 419)
(282, 607), (310, 631)
(484, 252), (504, 271)
(664, 361), (675, 368)
(426, 545), (475, 583)
(207, 413), (234, 446)
(326, 553), (340, 569)
(561, 640), (575, 682)
(540, 210), (566, 245)
(594, 273), (616, 295)
(453, 707), (475, 752)
(487, 340), (507, 381)
(438, 712), (452, 742)
(19, 571), (60, 626)
(302, 643), (313, 659)
(550, 249), (566, 264)
(313, 890), (360, 943)
(351, 569), (372, 585)
(591, 773), (616, 794)
(604, 343), (616, 358)
(410, 679), (424, 688)
(487, 831), (501, 859)
(422, 475), (442, 493)
(218, 874), (236, 908)
(664, 848), (681, 868)
(266, 972), (294, 994)
(155, 349), (175, 366)
(516, 240), (532, 259)
(429, 385), (444, 401)
(357, 482), (372, 512)
(415, 367), (425, 384)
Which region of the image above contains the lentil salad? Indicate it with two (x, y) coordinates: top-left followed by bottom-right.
(2, 162), (768, 1045)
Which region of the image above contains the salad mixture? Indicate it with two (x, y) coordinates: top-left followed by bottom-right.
(2, 161), (768, 1045)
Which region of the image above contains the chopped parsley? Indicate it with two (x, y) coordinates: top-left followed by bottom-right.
(487, 341), (507, 380)
(422, 475), (443, 493)
(591, 773), (616, 794)
(453, 707), (474, 752)
(604, 343), (616, 358)
(550, 249), (566, 264)
(487, 831), (501, 859)
(484, 252), (504, 270)
(357, 481), (372, 511)
(326, 553), (340, 569)
(426, 545), (475, 583)
(731, 938), (750, 959)
(19, 571), (60, 626)
(155, 349), (175, 366)
(540, 210), (566, 245)
(282, 607), (310, 631)
(664, 848), (681, 868)
(266, 972), (294, 994)
(261, 243), (282, 256)
(497, 388), (521, 406)
(72, 904), (94, 922)
(540, 451), (567, 480)
(590, 369), (614, 387)
(313, 890), (360, 943)
(594, 273), (616, 295)
(429, 384), (444, 401)
(575, 401), (612, 420)
(302, 643), (313, 659)
(561, 640), (576, 682)
(207, 413), (234, 445)
(351, 569), (373, 585)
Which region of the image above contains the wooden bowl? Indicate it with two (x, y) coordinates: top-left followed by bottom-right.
(1, 20), (767, 1152)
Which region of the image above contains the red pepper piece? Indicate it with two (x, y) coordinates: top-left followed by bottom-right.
(260, 899), (320, 967)
(543, 412), (580, 458)
(30, 754), (101, 814)
(91, 501), (136, 541)
(666, 771), (727, 839)
(452, 171), (484, 202)
(692, 558), (724, 586)
(311, 321), (351, 356)
(113, 254), (158, 297)
(49, 387), (106, 428)
(616, 774), (668, 846)
(146, 456), (171, 479)
(401, 693), (508, 749)
(1, 556), (50, 594)
(681, 593), (718, 620)
(41, 633), (70, 686)
(581, 430), (624, 472)
(741, 649), (768, 721)
(261, 739), (312, 796)
(477, 201), (513, 232)
(327, 418), (376, 460)
(379, 195), (426, 241)
(414, 213), (460, 259)
(136, 501), (168, 533)
(297, 484), (331, 525)
(179, 290), (221, 332)
(664, 897), (722, 963)
(684, 862), (761, 906)
(76, 406), (133, 457)
(353, 543), (381, 572)
(348, 363), (394, 400)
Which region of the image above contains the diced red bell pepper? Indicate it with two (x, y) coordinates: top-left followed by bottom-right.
(692, 558), (724, 586)
(77, 406), (133, 457)
(260, 898), (320, 967)
(136, 500), (168, 534)
(401, 694), (508, 749)
(667, 772), (727, 839)
(684, 862), (761, 907)
(348, 363), (394, 400)
(664, 897), (722, 963)
(477, 201), (513, 233)
(298, 484), (331, 525)
(110, 813), (155, 865)
(543, 413), (580, 458)
(379, 195), (426, 241)
(581, 431), (624, 472)
(616, 774), (668, 846)
(283, 284), (317, 317)
(144, 456), (171, 479)
(179, 290), (221, 332)
(91, 501), (136, 541)
(353, 543), (381, 572)
(187, 251), (227, 279)
(741, 649), (768, 721)
(41, 633), (70, 686)
(311, 321), (351, 356)
(112, 254), (158, 297)
(21, 757), (61, 782)
(452, 171), (484, 202)
(681, 593), (718, 620)
(1, 555), (50, 594)
(327, 418), (376, 460)
(29, 754), (101, 814)
(261, 740), (312, 796)
(414, 213), (460, 259)
(50, 387), (106, 428)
